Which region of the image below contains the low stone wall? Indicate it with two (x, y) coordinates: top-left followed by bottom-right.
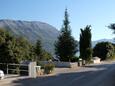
(54, 61), (71, 68)
(40, 61), (78, 68)
(70, 62), (78, 68)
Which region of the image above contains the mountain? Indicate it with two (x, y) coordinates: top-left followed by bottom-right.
(92, 38), (115, 47)
(0, 19), (59, 54)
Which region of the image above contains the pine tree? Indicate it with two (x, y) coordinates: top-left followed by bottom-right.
(55, 9), (78, 62)
(79, 25), (92, 62)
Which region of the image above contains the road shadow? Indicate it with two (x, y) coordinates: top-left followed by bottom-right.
(11, 63), (115, 86)
(11, 71), (104, 86)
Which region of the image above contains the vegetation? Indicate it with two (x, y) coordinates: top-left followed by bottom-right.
(34, 40), (52, 61)
(0, 28), (52, 65)
(70, 56), (79, 62)
(41, 50), (52, 61)
(0, 10), (115, 66)
(0, 29), (35, 64)
(55, 9), (78, 62)
(44, 63), (55, 74)
(108, 23), (115, 34)
(79, 25), (92, 62)
(34, 40), (43, 60)
(93, 42), (115, 60)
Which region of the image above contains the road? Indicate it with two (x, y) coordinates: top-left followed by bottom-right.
(1, 62), (115, 86)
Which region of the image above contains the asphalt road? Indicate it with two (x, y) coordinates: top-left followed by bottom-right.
(2, 62), (115, 86)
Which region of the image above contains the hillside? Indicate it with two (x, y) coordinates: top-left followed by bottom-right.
(0, 19), (59, 54)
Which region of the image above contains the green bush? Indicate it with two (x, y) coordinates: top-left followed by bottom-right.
(71, 56), (79, 62)
(44, 63), (55, 74)
(93, 42), (114, 60)
(37, 61), (44, 69)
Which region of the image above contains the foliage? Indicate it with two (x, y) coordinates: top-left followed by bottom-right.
(108, 24), (115, 34)
(107, 24), (115, 60)
(34, 40), (52, 61)
(55, 9), (78, 62)
(0, 29), (34, 64)
(44, 63), (55, 74)
(93, 42), (114, 60)
(41, 50), (52, 61)
(37, 61), (44, 69)
(34, 40), (43, 60)
(70, 56), (79, 62)
(0, 29), (18, 63)
(79, 25), (92, 62)
(85, 48), (93, 62)
(14, 37), (35, 61)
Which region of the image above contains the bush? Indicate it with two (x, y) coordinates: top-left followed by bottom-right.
(93, 42), (114, 60)
(44, 63), (55, 74)
(37, 61), (44, 69)
(71, 56), (79, 62)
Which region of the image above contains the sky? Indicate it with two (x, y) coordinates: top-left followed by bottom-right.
(0, 0), (115, 41)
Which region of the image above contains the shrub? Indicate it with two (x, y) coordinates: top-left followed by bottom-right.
(71, 56), (79, 62)
(37, 61), (45, 69)
(44, 63), (55, 74)
(93, 42), (114, 60)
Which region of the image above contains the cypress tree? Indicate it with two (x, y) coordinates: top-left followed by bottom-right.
(79, 25), (92, 62)
(55, 9), (78, 62)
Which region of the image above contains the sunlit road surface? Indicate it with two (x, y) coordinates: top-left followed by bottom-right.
(1, 61), (115, 86)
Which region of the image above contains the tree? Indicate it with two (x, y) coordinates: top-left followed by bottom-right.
(79, 25), (92, 62)
(14, 37), (35, 61)
(108, 24), (115, 34)
(34, 40), (52, 61)
(0, 29), (17, 63)
(93, 42), (114, 60)
(34, 40), (43, 60)
(0, 29), (35, 64)
(55, 9), (78, 62)
(41, 50), (52, 61)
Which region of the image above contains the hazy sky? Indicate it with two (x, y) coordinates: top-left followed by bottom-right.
(0, 0), (115, 41)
